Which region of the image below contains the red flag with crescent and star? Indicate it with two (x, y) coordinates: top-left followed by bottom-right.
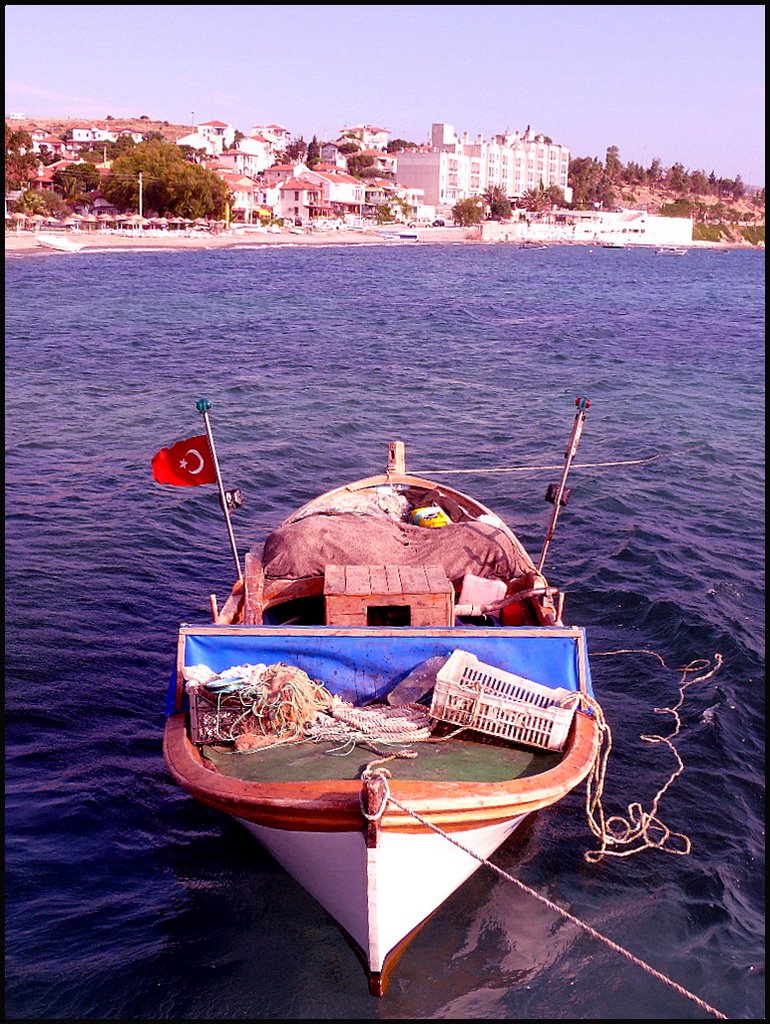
(151, 434), (217, 487)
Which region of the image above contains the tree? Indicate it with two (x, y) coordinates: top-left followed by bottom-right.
(452, 197), (484, 226)
(12, 187), (68, 218)
(306, 135), (321, 168)
(346, 152), (374, 178)
(624, 160), (646, 185)
(605, 145), (622, 182)
(544, 184), (565, 207)
(647, 158), (663, 187)
(52, 162), (100, 200)
(568, 156), (603, 204)
(689, 169), (709, 194)
(113, 134), (137, 156)
(567, 157), (616, 207)
(521, 183), (552, 212)
(285, 136), (307, 162)
(102, 140), (228, 218)
(5, 126), (37, 191)
(483, 184), (512, 220)
(666, 162), (689, 192)
(386, 138), (419, 152)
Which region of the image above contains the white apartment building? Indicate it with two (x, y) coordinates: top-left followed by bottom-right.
(251, 123), (292, 151)
(395, 123), (572, 208)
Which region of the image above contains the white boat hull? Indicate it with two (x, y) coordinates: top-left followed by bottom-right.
(36, 233), (85, 253)
(237, 813), (525, 976)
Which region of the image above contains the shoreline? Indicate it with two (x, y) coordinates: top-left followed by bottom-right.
(4, 226), (472, 254)
(4, 226), (758, 255)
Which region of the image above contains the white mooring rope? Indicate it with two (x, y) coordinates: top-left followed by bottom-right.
(372, 772), (727, 1020)
(360, 647), (728, 1020)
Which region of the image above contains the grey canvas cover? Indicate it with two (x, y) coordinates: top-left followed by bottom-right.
(258, 511), (534, 584)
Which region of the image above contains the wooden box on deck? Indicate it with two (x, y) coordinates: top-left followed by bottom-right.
(324, 563), (454, 627)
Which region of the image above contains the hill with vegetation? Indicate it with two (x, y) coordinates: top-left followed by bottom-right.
(6, 116), (765, 244)
(13, 114), (190, 143)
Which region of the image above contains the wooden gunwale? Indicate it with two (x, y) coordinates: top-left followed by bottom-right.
(162, 709), (598, 834)
(284, 471), (519, 540)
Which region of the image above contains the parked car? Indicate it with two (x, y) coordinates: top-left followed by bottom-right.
(432, 218), (446, 227)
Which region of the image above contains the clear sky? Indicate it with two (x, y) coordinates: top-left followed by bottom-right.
(4, 4), (765, 185)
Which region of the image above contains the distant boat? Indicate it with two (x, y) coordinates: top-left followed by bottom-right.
(518, 241), (548, 249)
(36, 233), (85, 253)
(655, 246), (689, 256)
(375, 230), (417, 241)
(601, 241), (625, 249)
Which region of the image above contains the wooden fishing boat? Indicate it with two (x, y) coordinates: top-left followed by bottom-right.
(162, 398), (601, 996)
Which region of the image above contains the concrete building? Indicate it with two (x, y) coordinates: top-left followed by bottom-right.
(479, 208), (693, 247)
(395, 122), (572, 210)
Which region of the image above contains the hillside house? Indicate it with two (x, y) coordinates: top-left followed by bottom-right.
(197, 120), (236, 153)
(278, 177), (326, 224)
(339, 124), (390, 150)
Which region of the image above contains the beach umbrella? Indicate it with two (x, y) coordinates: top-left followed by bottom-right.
(96, 212), (115, 232)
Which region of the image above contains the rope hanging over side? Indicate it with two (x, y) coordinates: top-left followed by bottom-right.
(582, 650), (723, 863)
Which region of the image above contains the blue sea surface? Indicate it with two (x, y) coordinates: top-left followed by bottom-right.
(5, 242), (764, 1020)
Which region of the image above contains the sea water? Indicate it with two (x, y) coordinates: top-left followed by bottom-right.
(5, 242), (764, 1020)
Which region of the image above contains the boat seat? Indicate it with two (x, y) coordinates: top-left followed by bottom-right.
(324, 563), (454, 627)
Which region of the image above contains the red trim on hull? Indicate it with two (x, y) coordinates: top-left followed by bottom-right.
(163, 710), (599, 834)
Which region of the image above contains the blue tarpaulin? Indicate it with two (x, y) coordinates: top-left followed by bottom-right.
(167, 626), (593, 714)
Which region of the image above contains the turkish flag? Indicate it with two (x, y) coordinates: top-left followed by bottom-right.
(152, 434), (217, 486)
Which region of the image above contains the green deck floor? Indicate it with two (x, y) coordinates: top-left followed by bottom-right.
(201, 733), (561, 784)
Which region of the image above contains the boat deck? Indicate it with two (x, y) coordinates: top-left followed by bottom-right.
(201, 731), (562, 784)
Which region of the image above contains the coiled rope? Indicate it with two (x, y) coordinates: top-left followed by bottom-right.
(584, 650), (724, 862)
(305, 702), (433, 758)
(364, 763), (727, 1019)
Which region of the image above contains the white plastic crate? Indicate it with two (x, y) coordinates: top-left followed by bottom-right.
(430, 649), (580, 752)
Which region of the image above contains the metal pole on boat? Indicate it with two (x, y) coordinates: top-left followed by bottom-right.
(196, 397), (243, 580)
(537, 396), (591, 575)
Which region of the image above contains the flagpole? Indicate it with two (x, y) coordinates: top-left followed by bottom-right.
(196, 397), (243, 580)
(536, 396), (591, 575)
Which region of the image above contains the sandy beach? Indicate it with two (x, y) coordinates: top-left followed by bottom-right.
(5, 225), (754, 254)
(4, 224), (477, 254)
